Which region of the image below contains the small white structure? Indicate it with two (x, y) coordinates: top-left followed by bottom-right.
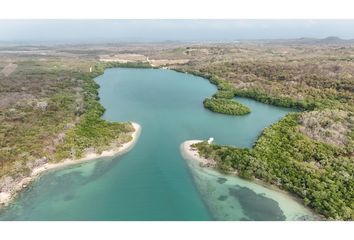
(89, 67), (92, 73)
(207, 137), (214, 144)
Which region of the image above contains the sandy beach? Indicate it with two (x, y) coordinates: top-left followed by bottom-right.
(181, 139), (303, 193)
(180, 140), (216, 167)
(0, 122), (141, 207)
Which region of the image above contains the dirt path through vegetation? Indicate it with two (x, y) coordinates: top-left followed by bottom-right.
(1, 63), (17, 76)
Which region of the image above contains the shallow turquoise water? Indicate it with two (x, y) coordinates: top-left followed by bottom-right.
(0, 68), (315, 220)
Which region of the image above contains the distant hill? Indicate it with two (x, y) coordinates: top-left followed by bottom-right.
(257, 36), (354, 45)
(319, 36), (346, 43)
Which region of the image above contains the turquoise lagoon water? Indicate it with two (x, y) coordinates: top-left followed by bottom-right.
(0, 68), (316, 220)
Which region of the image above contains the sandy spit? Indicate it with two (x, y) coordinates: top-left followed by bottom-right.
(180, 140), (216, 167)
(0, 122), (141, 207)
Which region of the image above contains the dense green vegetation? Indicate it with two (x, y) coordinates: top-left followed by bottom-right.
(234, 89), (317, 110)
(178, 68), (321, 111)
(174, 69), (252, 115)
(194, 113), (354, 220)
(0, 57), (134, 189)
(53, 66), (135, 161)
(1, 59), (84, 180)
(171, 43), (354, 220)
(203, 98), (250, 115)
(180, 61), (354, 111)
(212, 90), (235, 99)
(98, 61), (153, 69)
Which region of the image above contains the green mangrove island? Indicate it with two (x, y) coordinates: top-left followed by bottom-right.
(203, 98), (251, 115)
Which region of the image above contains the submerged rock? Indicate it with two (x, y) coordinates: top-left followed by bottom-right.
(217, 195), (228, 201)
(217, 177), (227, 184)
(229, 186), (286, 221)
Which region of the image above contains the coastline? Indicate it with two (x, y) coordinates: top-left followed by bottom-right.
(180, 139), (321, 219)
(181, 139), (298, 195)
(0, 122), (141, 208)
(181, 140), (216, 167)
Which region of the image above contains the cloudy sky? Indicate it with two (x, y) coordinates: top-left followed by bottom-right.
(0, 20), (354, 43)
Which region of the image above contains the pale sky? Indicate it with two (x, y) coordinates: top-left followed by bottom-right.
(0, 20), (353, 43)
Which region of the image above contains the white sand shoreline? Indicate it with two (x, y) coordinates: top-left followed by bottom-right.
(0, 122), (141, 207)
(180, 140), (216, 167)
(181, 139), (303, 194)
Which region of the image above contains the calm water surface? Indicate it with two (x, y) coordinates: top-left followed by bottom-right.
(0, 68), (316, 220)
